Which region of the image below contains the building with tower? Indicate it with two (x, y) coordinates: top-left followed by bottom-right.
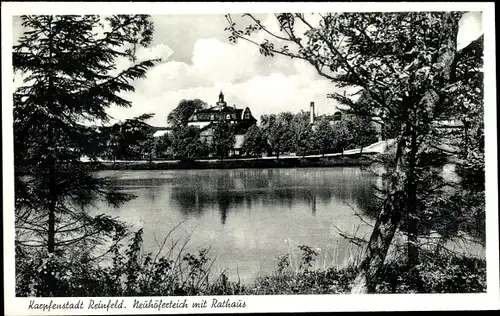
(187, 91), (257, 156)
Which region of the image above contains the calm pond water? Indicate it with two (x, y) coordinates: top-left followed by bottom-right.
(91, 167), (377, 283)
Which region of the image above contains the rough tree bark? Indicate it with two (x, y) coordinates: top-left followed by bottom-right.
(407, 129), (419, 268)
(350, 130), (409, 293)
(46, 17), (56, 255)
(44, 16), (58, 296)
(350, 13), (459, 294)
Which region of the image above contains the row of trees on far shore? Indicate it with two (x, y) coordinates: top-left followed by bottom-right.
(96, 98), (380, 161)
(145, 101), (380, 160)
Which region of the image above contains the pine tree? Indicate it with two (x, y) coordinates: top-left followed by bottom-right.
(13, 15), (157, 296)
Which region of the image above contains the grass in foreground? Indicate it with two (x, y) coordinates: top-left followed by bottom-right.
(16, 230), (486, 296)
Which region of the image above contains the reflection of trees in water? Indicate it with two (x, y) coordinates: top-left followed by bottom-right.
(144, 178), (157, 202)
(168, 168), (376, 225)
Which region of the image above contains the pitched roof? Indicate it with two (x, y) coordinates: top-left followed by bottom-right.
(198, 120), (256, 135)
(188, 106), (256, 123)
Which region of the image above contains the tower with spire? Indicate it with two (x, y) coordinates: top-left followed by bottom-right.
(216, 91), (227, 109)
(185, 90), (258, 156)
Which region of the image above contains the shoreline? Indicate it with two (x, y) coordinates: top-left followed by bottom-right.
(91, 155), (375, 170)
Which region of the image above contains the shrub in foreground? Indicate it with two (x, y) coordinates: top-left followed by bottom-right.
(16, 233), (486, 296)
(376, 252), (486, 293)
(16, 229), (247, 297)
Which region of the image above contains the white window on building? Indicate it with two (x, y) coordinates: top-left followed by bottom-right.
(210, 114), (215, 121)
(226, 114), (231, 120)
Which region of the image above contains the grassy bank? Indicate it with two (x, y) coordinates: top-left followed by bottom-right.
(92, 155), (374, 171)
(16, 230), (486, 296)
(247, 252), (486, 295)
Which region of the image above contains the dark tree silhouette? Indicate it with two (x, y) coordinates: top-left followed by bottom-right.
(211, 120), (236, 159)
(14, 14), (157, 296)
(241, 125), (268, 157)
(168, 99), (207, 127)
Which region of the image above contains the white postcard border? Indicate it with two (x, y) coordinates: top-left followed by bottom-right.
(2, 2), (499, 314)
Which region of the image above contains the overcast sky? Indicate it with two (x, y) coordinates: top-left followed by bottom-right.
(13, 12), (483, 127)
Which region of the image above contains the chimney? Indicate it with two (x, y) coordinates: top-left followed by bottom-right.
(310, 101), (315, 124)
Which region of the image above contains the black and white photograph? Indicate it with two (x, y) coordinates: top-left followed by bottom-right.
(2, 1), (499, 314)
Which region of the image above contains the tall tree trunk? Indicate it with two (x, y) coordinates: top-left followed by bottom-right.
(463, 119), (469, 151)
(350, 12), (459, 294)
(44, 16), (57, 296)
(350, 133), (409, 293)
(46, 99), (56, 255)
(407, 128), (419, 269)
(46, 18), (56, 255)
(47, 162), (56, 254)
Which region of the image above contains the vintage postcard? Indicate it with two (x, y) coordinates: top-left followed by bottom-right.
(2, 1), (499, 314)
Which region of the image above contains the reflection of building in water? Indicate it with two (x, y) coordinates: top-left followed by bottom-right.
(219, 205), (228, 225)
(186, 91), (257, 156)
(217, 191), (231, 225)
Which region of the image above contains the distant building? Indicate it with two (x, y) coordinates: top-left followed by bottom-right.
(323, 90), (465, 142)
(187, 91), (257, 155)
(309, 97), (384, 141)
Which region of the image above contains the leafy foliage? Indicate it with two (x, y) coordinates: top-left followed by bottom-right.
(99, 113), (155, 160)
(331, 121), (353, 155)
(376, 251), (486, 293)
(16, 229), (246, 297)
(314, 118), (337, 156)
(226, 12), (485, 293)
(346, 117), (379, 153)
(167, 99), (207, 127)
(241, 125), (268, 156)
(155, 133), (173, 159)
(171, 125), (209, 159)
(260, 113), (294, 158)
(211, 120), (236, 159)
(290, 114), (315, 157)
(297, 245), (320, 271)
(15, 232), (485, 296)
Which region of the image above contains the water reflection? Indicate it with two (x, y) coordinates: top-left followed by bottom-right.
(94, 167), (377, 283)
(168, 168), (375, 225)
